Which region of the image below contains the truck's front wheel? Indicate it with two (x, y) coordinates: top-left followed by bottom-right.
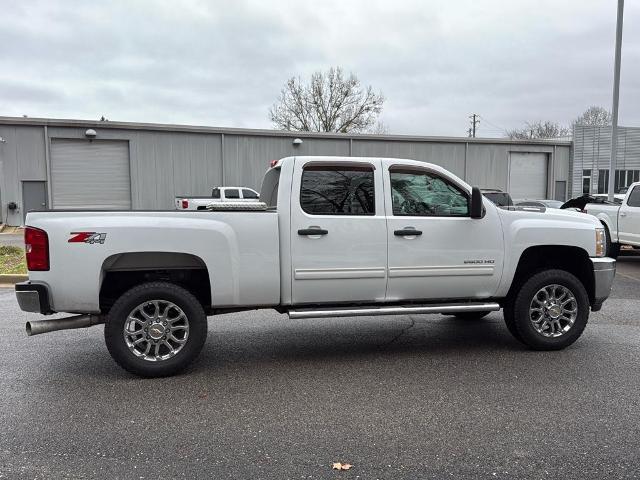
(508, 269), (589, 350)
(104, 282), (207, 377)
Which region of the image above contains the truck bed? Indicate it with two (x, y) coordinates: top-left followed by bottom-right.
(24, 209), (281, 312)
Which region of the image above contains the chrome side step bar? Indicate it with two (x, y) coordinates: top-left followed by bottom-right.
(288, 302), (500, 320)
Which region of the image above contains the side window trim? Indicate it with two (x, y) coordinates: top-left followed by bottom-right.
(388, 166), (470, 218)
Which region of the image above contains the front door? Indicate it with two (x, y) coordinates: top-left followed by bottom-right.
(618, 184), (640, 246)
(22, 181), (47, 223)
(290, 158), (387, 304)
(383, 162), (504, 301)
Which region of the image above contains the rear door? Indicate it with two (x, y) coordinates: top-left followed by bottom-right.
(618, 184), (640, 246)
(384, 161), (504, 301)
(290, 158), (387, 304)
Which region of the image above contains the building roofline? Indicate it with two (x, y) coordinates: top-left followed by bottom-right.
(0, 115), (573, 146)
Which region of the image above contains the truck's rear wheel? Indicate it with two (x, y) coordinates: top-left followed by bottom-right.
(508, 269), (589, 350)
(104, 282), (207, 377)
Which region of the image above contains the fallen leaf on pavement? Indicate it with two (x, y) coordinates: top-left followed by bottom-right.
(332, 462), (353, 471)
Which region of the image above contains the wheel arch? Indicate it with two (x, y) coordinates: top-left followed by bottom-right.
(99, 252), (212, 314)
(506, 245), (596, 306)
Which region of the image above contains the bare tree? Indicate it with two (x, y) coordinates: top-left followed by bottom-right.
(269, 67), (385, 133)
(506, 121), (570, 140)
(572, 106), (612, 128)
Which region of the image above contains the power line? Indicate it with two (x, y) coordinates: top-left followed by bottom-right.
(478, 115), (507, 134)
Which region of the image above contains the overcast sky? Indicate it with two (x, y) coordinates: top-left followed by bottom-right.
(1, 0), (639, 137)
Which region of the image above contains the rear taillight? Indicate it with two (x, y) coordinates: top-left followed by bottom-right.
(25, 226), (49, 271)
(181, 199), (189, 209)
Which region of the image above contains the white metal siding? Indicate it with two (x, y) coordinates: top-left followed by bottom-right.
(509, 152), (548, 199)
(50, 139), (131, 209)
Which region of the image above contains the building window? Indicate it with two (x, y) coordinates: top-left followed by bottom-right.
(582, 170), (591, 194)
(598, 170), (609, 194)
(615, 170), (640, 193)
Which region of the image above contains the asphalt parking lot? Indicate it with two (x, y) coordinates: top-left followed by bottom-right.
(1, 257), (640, 479)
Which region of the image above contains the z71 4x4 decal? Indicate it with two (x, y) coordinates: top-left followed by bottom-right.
(68, 232), (107, 244)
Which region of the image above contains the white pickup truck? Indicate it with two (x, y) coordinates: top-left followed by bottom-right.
(175, 186), (260, 210)
(16, 156), (616, 377)
(586, 181), (640, 257)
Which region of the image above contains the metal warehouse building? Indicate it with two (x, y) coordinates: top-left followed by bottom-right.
(572, 125), (640, 197)
(0, 116), (572, 226)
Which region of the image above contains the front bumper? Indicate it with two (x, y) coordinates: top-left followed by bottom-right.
(591, 257), (616, 311)
(15, 281), (53, 314)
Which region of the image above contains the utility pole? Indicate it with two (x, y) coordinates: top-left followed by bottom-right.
(608, 0), (624, 202)
(469, 114), (480, 138)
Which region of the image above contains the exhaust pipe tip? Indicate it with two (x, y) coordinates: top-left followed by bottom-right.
(25, 315), (104, 336)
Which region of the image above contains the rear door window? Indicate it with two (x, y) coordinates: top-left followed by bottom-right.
(300, 165), (375, 215)
(224, 189), (240, 199)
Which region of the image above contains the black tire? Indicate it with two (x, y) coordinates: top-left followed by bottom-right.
(603, 224), (620, 259)
(509, 269), (589, 350)
(444, 311), (492, 320)
(104, 282), (207, 377)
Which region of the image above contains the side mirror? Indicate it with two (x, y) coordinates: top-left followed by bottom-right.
(470, 186), (484, 219)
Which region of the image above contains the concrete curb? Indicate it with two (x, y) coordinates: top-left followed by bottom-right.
(0, 274), (27, 285)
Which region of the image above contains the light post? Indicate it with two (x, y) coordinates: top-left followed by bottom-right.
(608, 0), (624, 202)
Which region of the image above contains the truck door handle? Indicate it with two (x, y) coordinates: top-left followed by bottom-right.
(620, 212), (627, 217)
(394, 229), (422, 236)
(298, 228), (328, 236)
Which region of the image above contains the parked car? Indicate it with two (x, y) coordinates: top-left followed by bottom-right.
(16, 156), (615, 377)
(175, 186), (260, 210)
(585, 181), (640, 257)
(515, 199), (564, 209)
(481, 188), (513, 208)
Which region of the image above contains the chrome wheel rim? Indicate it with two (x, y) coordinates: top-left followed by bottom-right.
(123, 300), (189, 362)
(529, 284), (577, 338)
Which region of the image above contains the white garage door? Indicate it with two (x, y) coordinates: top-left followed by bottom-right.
(50, 139), (131, 209)
(509, 152), (548, 199)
